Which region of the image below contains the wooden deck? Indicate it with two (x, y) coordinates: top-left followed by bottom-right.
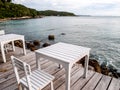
(0, 47), (120, 90)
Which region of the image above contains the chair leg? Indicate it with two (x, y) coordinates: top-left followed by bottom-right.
(58, 64), (62, 69)
(50, 81), (54, 90)
(21, 86), (27, 90)
(18, 84), (22, 90)
(12, 41), (15, 51)
(4, 44), (8, 53)
(18, 84), (27, 90)
(23, 87), (27, 90)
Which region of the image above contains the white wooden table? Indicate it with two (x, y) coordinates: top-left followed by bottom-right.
(35, 42), (91, 90)
(0, 34), (26, 63)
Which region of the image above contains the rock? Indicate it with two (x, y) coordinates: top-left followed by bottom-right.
(26, 43), (32, 49)
(33, 40), (40, 46)
(101, 66), (109, 75)
(26, 43), (37, 51)
(77, 57), (85, 65)
(107, 64), (119, 78)
(88, 66), (95, 71)
(89, 59), (101, 73)
(108, 72), (114, 77)
(77, 57), (120, 78)
(26, 42), (30, 49)
(48, 35), (55, 40)
(61, 33), (66, 35)
(14, 40), (23, 48)
(42, 42), (51, 47)
(78, 57), (101, 73)
(101, 61), (107, 67)
(117, 72), (120, 77)
(100, 62), (109, 75)
(108, 64), (117, 73)
(112, 72), (119, 78)
(30, 47), (37, 51)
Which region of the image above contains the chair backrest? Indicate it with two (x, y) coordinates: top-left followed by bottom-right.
(0, 30), (5, 35)
(11, 56), (32, 89)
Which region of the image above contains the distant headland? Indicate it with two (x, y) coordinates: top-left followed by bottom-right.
(0, 0), (75, 21)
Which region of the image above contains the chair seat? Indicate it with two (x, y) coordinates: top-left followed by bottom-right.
(0, 43), (13, 53)
(20, 69), (55, 90)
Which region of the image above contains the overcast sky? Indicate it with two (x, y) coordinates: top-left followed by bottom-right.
(13, 0), (120, 16)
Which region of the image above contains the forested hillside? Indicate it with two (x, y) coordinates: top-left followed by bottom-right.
(0, 0), (75, 19)
(0, 0), (39, 18)
(39, 10), (75, 16)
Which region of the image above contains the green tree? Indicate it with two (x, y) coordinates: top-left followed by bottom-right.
(7, 0), (11, 2)
(0, 1), (75, 19)
(1, 0), (11, 3)
(1, 0), (5, 3)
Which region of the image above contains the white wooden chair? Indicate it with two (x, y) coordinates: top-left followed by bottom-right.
(0, 30), (8, 52)
(0, 30), (5, 35)
(0, 30), (14, 53)
(11, 56), (54, 90)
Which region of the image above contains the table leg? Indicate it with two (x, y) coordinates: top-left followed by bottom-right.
(65, 65), (71, 90)
(35, 53), (41, 70)
(12, 41), (15, 51)
(58, 64), (62, 69)
(1, 43), (6, 63)
(22, 39), (26, 55)
(84, 54), (89, 78)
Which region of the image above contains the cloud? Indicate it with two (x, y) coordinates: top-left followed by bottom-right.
(13, 0), (120, 16)
(79, 2), (120, 16)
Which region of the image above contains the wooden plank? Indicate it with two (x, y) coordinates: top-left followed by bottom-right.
(0, 53), (36, 83)
(0, 52), (32, 75)
(0, 58), (54, 89)
(2, 60), (80, 90)
(40, 68), (65, 90)
(70, 70), (95, 90)
(2, 62), (57, 90)
(39, 47), (87, 60)
(0, 47), (120, 90)
(108, 78), (120, 90)
(0, 48), (27, 71)
(0, 59), (52, 88)
(43, 64), (82, 90)
(95, 75), (112, 90)
(70, 67), (84, 85)
(2, 83), (18, 90)
(82, 72), (102, 90)
(57, 70), (95, 90)
(0, 52), (49, 83)
(38, 50), (74, 62)
(2, 53), (72, 90)
(0, 47), (30, 64)
(0, 72), (23, 89)
(0, 61), (54, 90)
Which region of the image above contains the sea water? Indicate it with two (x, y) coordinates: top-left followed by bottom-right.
(0, 16), (120, 70)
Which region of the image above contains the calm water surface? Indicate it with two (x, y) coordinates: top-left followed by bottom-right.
(0, 16), (120, 69)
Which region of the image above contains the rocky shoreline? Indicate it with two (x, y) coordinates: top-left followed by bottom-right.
(78, 58), (120, 79)
(0, 16), (42, 22)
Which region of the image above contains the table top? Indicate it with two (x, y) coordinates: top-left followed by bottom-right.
(0, 34), (24, 42)
(36, 42), (91, 64)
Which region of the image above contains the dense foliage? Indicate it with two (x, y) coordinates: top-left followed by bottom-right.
(1, 0), (11, 3)
(39, 10), (75, 16)
(0, 0), (75, 19)
(0, 1), (39, 18)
